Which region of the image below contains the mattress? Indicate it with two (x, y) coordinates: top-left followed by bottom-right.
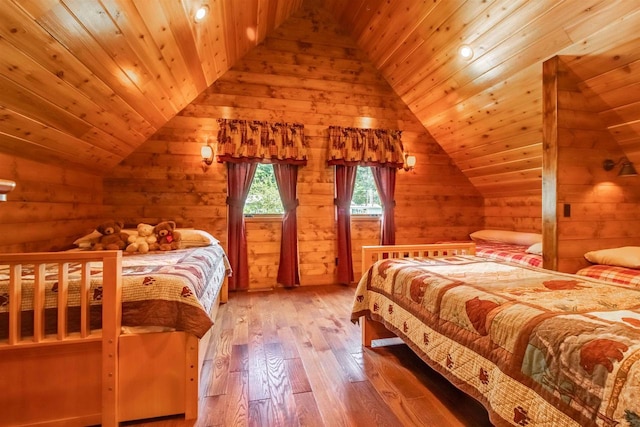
(0, 244), (230, 339)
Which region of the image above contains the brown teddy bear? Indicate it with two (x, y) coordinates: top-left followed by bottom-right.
(92, 220), (130, 251)
(154, 221), (182, 251)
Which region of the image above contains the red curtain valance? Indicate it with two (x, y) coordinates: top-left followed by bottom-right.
(216, 119), (307, 165)
(327, 126), (405, 168)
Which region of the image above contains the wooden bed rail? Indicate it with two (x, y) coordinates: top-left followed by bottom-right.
(361, 242), (476, 274)
(0, 250), (122, 427)
(359, 243), (476, 347)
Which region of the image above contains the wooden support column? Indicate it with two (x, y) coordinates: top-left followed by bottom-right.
(542, 57), (559, 271)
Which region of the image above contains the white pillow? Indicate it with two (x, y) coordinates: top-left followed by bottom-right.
(178, 229), (219, 248)
(584, 246), (640, 269)
(525, 242), (543, 255)
(469, 229), (542, 246)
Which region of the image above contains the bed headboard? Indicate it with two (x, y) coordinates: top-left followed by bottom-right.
(361, 243), (476, 274)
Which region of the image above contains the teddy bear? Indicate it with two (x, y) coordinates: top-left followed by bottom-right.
(92, 220), (129, 251)
(154, 220), (182, 251)
(125, 223), (159, 254)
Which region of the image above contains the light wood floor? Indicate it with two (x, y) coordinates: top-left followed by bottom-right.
(127, 285), (494, 427)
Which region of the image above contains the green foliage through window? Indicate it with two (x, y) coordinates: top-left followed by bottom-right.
(351, 167), (381, 215)
(244, 164), (284, 215)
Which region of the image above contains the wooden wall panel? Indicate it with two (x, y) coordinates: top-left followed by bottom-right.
(484, 196), (542, 234)
(0, 153), (104, 253)
(544, 57), (640, 273)
(104, 2), (483, 289)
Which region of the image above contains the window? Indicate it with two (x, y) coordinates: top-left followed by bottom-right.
(244, 163), (284, 215)
(351, 166), (381, 215)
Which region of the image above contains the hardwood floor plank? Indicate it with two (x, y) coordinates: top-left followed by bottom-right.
(230, 343), (249, 372)
(225, 371), (249, 426)
(283, 358), (312, 394)
(264, 342), (298, 425)
(205, 329), (232, 397)
(292, 391), (324, 427)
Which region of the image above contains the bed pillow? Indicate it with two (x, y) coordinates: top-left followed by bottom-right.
(178, 229), (219, 248)
(469, 229), (542, 246)
(584, 246), (640, 269)
(525, 242), (543, 255)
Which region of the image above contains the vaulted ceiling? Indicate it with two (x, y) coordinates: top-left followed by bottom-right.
(2, 0), (640, 197)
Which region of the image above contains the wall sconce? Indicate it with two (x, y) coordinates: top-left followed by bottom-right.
(603, 158), (638, 177)
(201, 143), (213, 170)
(403, 153), (416, 172)
(0, 179), (16, 201)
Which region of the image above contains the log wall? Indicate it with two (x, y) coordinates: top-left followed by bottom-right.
(484, 196), (542, 234)
(543, 56), (640, 273)
(104, 3), (483, 289)
(0, 152), (104, 253)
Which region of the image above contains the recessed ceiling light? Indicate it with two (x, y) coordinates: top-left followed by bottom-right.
(195, 5), (208, 22)
(459, 44), (474, 60)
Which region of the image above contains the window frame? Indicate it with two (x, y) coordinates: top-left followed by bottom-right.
(243, 163), (284, 217)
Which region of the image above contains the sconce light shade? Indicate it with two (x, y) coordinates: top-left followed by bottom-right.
(0, 179), (16, 201)
(201, 144), (214, 166)
(619, 161), (638, 177)
(603, 158), (638, 177)
(403, 153), (416, 171)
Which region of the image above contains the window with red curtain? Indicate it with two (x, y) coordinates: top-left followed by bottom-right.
(217, 119), (307, 290)
(328, 126), (405, 284)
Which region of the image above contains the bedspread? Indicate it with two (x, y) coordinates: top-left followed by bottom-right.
(351, 255), (640, 427)
(0, 245), (230, 338)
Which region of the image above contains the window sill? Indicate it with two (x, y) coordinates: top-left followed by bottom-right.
(351, 215), (381, 222)
(245, 215), (283, 223)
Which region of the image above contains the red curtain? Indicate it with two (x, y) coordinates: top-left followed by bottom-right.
(226, 162), (257, 290)
(273, 164), (300, 287)
(335, 165), (358, 284)
(372, 166), (397, 245)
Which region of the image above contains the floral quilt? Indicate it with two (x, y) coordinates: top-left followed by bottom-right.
(0, 245), (230, 339)
(351, 255), (640, 427)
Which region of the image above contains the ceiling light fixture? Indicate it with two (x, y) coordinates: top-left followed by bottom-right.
(195, 5), (209, 22)
(459, 44), (474, 60)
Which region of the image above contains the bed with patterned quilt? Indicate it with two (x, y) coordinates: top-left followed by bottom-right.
(0, 240), (230, 427)
(352, 243), (640, 427)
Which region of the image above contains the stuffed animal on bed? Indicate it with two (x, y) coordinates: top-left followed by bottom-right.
(92, 220), (129, 251)
(154, 220), (182, 251)
(125, 223), (159, 254)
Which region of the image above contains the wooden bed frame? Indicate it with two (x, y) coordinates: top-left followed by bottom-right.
(0, 250), (228, 427)
(359, 243), (476, 347)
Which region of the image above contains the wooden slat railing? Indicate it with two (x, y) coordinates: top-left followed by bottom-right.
(361, 242), (476, 274)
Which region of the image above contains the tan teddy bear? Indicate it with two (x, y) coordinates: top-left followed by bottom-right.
(125, 223), (159, 254)
(154, 221), (182, 251)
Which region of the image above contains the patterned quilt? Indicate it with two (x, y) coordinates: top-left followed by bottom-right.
(577, 264), (640, 288)
(351, 255), (640, 427)
(0, 245), (230, 339)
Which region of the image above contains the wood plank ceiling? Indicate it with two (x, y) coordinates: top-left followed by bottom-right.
(1, 0), (640, 198)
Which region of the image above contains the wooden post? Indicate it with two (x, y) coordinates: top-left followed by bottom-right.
(101, 251), (122, 427)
